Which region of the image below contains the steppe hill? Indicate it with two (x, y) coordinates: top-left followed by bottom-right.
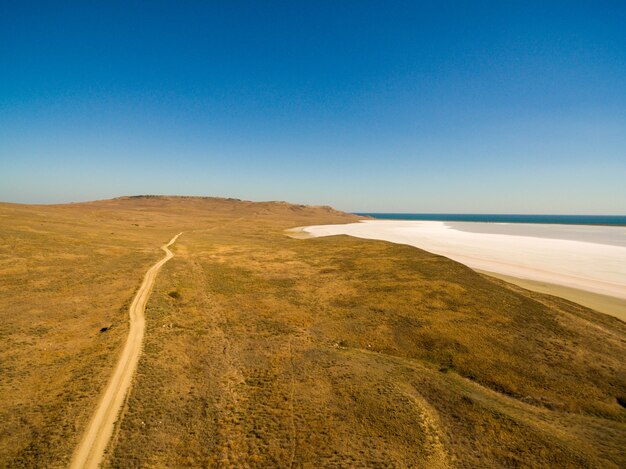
(1, 195), (625, 467)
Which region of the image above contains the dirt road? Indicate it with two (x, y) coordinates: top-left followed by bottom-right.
(70, 233), (182, 469)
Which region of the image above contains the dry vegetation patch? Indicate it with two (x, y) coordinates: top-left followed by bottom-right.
(1, 196), (625, 467)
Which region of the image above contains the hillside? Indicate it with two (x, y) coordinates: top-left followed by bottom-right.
(1, 196), (625, 467)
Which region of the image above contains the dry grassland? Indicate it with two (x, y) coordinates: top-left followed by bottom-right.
(1, 196), (625, 467)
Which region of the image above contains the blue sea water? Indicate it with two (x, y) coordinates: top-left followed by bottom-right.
(355, 213), (626, 226)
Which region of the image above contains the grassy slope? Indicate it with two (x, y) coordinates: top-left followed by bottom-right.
(1, 197), (625, 467)
(0, 197), (354, 467)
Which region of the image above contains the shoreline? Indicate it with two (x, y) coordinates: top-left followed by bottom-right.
(284, 226), (315, 239)
(477, 270), (626, 321)
(355, 213), (626, 227)
(300, 220), (626, 319)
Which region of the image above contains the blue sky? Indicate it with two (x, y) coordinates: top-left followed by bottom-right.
(1, 1), (625, 213)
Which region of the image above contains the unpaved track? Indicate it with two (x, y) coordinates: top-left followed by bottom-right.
(70, 233), (183, 469)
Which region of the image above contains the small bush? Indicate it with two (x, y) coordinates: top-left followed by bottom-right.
(168, 290), (181, 299)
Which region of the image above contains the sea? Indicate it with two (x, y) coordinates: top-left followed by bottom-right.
(355, 213), (626, 226)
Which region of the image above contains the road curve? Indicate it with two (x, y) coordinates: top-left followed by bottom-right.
(70, 232), (183, 469)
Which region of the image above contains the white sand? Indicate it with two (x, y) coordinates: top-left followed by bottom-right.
(303, 220), (626, 300)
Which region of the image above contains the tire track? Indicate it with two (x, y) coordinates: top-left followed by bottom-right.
(70, 232), (182, 469)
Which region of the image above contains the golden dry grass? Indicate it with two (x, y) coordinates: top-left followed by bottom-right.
(1, 196), (625, 468)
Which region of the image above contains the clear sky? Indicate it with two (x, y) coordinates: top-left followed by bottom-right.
(1, 1), (625, 213)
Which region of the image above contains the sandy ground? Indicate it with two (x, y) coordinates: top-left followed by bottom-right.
(70, 233), (182, 469)
(476, 270), (626, 321)
(303, 220), (626, 315)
